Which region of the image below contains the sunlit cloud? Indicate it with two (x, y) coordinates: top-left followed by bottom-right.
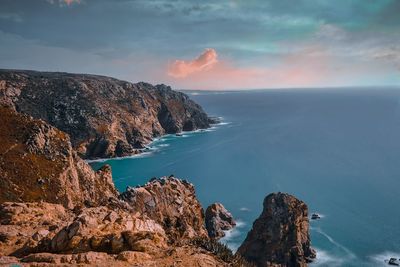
(47, 0), (80, 6)
(168, 48), (218, 78)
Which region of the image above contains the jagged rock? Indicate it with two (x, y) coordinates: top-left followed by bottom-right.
(237, 193), (316, 267)
(49, 206), (167, 254)
(0, 202), (73, 257)
(0, 256), (19, 265)
(0, 107), (118, 208)
(205, 203), (236, 239)
(120, 177), (208, 243)
(116, 251), (151, 263)
(21, 251), (115, 264)
(0, 199), (229, 266)
(0, 69), (212, 159)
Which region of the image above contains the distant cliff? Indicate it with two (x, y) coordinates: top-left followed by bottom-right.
(0, 70), (214, 159)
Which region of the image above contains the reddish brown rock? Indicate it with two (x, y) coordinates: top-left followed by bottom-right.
(120, 177), (208, 242)
(0, 107), (118, 208)
(237, 193), (316, 267)
(205, 203), (236, 239)
(0, 69), (213, 159)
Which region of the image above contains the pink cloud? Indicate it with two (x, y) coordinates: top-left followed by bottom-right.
(63, 0), (80, 5)
(165, 48), (329, 89)
(168, 48), (218, 78)
(47, 0), (80, 6)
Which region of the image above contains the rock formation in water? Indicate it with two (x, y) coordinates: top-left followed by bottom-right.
(205, 203), (236, 239)
(0, 69), (215, 159)
(237, 192), (316, 267)
(0, 107), (117, 209)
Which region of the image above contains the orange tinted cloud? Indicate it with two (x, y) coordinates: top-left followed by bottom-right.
(63, 0), (80, 4)
(47, 0), (80, 5)
(166, 48), (328, 89)
(168, 48), (218, 78)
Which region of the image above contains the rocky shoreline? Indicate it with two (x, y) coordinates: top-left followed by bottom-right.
(0, 69), (217, 160)
(0, 70), (316, 266)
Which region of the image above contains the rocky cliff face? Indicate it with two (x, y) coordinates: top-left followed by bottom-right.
(0, 69), (213, 159)
(237, 193), (316, 267)
(0, 201), (227, 266)
(120, 177), (208, 243)
(0, 107), (117, 209)
(205, 203), (236, 239)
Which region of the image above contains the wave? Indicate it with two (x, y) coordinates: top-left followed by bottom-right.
(157, 144), (170, 147)
(220, 219), (246, 252)
(86, 151), (154, 163)
(87, 118), (230, 163)
(369, 251), (400, 266)
(311, 227), (356, 259)
(239, 207), (250, 212)
(310, 249), (346, 267)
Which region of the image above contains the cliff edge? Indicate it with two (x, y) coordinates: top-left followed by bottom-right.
(0, 69), (214, 159)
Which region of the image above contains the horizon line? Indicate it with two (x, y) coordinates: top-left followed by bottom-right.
(1, 68), (399, 91)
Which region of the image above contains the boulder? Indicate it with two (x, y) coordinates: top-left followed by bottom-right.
(205, 203), (236, 239)
(120, 177), (208, 242)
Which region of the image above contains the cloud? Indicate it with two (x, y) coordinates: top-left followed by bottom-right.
(0, 13), (23, 23)
(165, 47), (330, 89)
(168, 48), (218, 78)
(165, 45), (400, 90)
(47, 0), (81, 6)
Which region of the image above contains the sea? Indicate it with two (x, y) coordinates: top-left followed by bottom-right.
(90, 88), (400, 266)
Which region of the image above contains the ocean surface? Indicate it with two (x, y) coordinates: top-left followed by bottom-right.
(90, 88), (400, 266)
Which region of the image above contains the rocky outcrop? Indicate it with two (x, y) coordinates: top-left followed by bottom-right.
(0, 69), (214, 159)
(0, 194), (228, 266)
(120, 176), (208, 243)
(205, 203), (236, 239)
(0, 107), (118, 208)
(237, 193), (316, 267)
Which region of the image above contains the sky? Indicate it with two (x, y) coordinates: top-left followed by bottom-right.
(0, 0), (399, 90)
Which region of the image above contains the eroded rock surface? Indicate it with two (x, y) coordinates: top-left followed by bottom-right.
(121, 176), (208, 242)
(237, 192), (316, 267)
(0, 194), (228, 266)
(0, 107), (117, 208)
(205, 203), (236, 239)
(0, 69), (214, 159)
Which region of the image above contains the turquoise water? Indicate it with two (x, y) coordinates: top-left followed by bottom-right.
(90, 88), (400, 266)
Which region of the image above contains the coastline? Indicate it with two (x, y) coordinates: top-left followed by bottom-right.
(86, 118), (228, 164)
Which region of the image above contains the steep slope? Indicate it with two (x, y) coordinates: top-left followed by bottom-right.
(237, 192), (316, 267)
(0, 69), (213, 159)
(0, 107), (117, 208)
(121, 177), (208, 243)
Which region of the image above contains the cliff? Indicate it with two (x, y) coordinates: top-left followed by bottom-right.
(0, 69), (213, 159)
(0, 70), (315, 266)
(237, 193), (316, 267)
(0, 107), (117, 209)
(0, 108), (233, 265)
